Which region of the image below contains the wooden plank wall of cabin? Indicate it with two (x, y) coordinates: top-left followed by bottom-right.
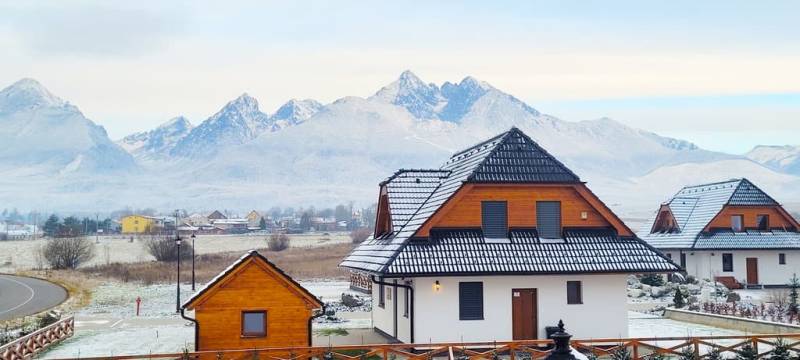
(194, 262), (314, 351)
(706, 206), (796, 230)
(417, 185), (612, 237)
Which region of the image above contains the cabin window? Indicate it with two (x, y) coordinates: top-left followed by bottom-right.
(481, 201), (508, 239)
(780, 253), (786, 265)
(731, 215), (744, 232)
(680, 253), (687, 269)
(722, 253), (733, 272)
(757, 215), (769, 230)
(567, 281), (582, 304)
(459, 282), (484, 320)
(378, 283), (385, 308)
(537, 201), (562, 239)
(241, 311), (267, 337)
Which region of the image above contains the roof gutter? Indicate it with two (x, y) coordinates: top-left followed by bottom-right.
(371, 275), (414, 343)
(179, 308), (199, 351)
(308, 304), (326, 346)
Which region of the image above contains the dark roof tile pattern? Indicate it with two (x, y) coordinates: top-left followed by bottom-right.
(694, 230), (800, 249)
(386, 228), (678, 275)
(728, 179), (778, 206)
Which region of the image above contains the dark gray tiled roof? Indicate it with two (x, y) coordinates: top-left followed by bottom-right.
(342, 128), (676, 275)
(639, 178), (798, 250)
(729, 179), (778, 206)
(466, 129), (580, 183)
(386, 228), (678, 276)
(384, 169), (450, 233)
(694, 230), (800, 249)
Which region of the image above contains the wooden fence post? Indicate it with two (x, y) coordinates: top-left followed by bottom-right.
(693, 338), (700, 359)
(632, 340), (639, 360)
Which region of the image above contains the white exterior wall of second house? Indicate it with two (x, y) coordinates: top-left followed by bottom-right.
(397, 274), (629, 343)
(662, 250), (800, 285)
(371, 279), (413, 343)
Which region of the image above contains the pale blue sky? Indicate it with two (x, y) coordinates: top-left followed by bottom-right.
(1, 1), (798, 153)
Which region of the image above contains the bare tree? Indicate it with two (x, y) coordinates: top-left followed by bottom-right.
(144, 236), (193, 262)
(350, 228), (371, 244)
(267, 233), (290, 251)
(41, 237), (95, 269)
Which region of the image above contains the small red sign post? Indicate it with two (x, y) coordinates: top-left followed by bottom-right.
(136, 296), (141, 316)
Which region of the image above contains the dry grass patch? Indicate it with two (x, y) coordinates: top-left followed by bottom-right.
(80, 243), (355, 284)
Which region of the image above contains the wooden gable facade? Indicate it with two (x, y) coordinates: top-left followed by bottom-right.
(416, 183), (634, 238)
(183, 251), (323, 351)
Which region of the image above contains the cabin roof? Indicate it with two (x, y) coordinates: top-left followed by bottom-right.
(340, 128), (677, 276)
(640, 178), (798, 250)
(182, 250), (323, 309)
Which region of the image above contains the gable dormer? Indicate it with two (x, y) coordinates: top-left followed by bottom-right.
(374, 185), (392, 238)
(651, 204), (679, 234)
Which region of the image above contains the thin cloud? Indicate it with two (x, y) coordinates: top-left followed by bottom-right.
(2, 3), (183, 57)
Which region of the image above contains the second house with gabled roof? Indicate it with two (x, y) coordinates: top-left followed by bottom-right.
(640, 178), (800, 289)
(341, 128), (678, 343)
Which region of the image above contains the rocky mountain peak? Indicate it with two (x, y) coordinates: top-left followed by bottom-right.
(0, 78), (67, 112)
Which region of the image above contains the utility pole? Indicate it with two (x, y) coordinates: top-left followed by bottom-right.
(175, 209), (182, 313)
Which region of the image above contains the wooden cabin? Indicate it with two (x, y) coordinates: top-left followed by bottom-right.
(182, 250), (323, 351)
(341, 128), (679, 343)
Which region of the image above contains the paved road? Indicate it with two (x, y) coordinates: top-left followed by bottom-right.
(0, 274), (68, 321)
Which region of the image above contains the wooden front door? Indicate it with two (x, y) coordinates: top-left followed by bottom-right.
(512, 289), (538, 340)
(746, 258), (759, 284)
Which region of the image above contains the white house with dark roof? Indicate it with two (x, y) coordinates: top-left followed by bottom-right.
(640, 178), (800, 288)
(341, 128), (678, 343)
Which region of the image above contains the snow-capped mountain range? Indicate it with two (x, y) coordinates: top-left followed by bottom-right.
(1, 73), (799, 214)
(746, 145), (800, 175)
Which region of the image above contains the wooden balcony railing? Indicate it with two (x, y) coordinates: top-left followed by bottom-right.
(46, 333), (800, 360)
(0, 316), (74, 360)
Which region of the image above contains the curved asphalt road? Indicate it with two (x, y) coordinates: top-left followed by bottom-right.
(0, 274), (68, 321)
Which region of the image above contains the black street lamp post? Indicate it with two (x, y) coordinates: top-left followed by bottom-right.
(191, 233), (196, 291)
(175, 235), (182, 313)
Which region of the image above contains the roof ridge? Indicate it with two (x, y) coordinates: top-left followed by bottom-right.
(380, 168), (450, 186)
(680, 178), (742, 191)
(183, 250), (323, 309)
(449, 128), (513, 159)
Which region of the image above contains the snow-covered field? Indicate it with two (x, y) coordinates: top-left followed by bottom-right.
(39, 280), (369, 358)
(0, 232), (350, 272)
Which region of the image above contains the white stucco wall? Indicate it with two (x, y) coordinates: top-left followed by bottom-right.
(372, 274), (628, 343)
(371, 280), (413, 342)
(663, 250), (800, 285)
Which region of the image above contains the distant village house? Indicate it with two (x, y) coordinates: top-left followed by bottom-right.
(640, 178), (800, 288)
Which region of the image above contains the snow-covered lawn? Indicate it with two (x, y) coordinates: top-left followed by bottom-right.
(42, 324), (194, 359)
(628, 311), (744, 338)
(0, 232), (350, 272)
(39, 280), (371, 358)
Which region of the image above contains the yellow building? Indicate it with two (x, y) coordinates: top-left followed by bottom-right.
(121, 215), (161, 234)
